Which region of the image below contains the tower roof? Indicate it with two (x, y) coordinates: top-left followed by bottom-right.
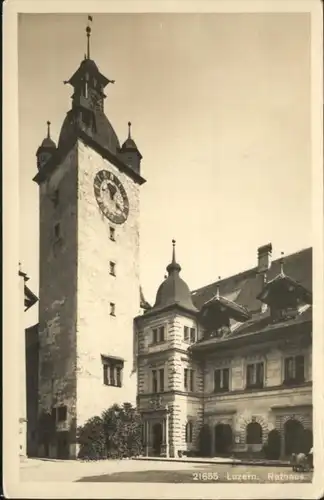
(121, 122), (142, 156)
(57, 18), (120, 155)
(57, 108), (121, 154)
(39, 121), (56, 149)
(153, 240), (198, 313)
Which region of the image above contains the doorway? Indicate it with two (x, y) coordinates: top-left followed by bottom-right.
(56, 431), (70, 459)
(284, 419), (305, 456)
(152, 422), (163, 456)
(214, 424), (233, 455)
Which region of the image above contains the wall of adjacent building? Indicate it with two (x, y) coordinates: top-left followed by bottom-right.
(136, 309), (204, 457)
(203, 340), (312, 454)
(136, 308), (312, 457)
(26, 324), (39, 457)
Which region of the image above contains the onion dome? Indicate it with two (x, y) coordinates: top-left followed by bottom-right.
(36, 121), (57, 170)
(153, 240), (198, 313)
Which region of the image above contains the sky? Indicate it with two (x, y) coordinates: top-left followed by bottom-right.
(18, 13), (312, 326)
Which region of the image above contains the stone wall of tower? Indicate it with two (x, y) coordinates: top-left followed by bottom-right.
(76, 141), (140, 426)
(38, 146), (78, 457)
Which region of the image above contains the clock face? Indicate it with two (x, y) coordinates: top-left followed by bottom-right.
(93, 170), (129, 224)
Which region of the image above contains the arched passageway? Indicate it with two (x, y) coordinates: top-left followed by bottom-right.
(214, 423), (233, 455)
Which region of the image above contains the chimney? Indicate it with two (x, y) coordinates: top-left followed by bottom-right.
(257, 243), (272, 273)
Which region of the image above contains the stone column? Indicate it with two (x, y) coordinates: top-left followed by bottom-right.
(165, 408), (169, 457)
(145, 420), (149, 457)
(161, 418), (166, 456)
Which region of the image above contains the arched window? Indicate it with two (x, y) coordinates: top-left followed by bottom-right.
(185, 421), (193, 443)
(246, 422), (263, 444)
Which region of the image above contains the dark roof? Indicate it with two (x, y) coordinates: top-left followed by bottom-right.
(190, 247), (312, 352)
(201, 295), (251, 322)
(257, 273), (312, 305)
(67, 58), (110, 88)
(151, 241), (198, 315)
(192, 247), (312, 312)
(40, 137), (56, 149)
(24, 284), (38, 311)
(191, 308), (312, 352)
(121, 137), (138, 150)
(58, 109), (121, 155)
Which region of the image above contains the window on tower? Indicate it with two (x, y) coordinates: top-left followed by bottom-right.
(109, 226), (116, 241)
(109, 261), (116, 276)
(57, 405), (67, 422)
(184, 368), (195, 392)
(102, 355), (124, 387)
(151, 368), (165, 393)
(110, 303), (116, 316)
(52, 189), (59, 208)
(183, 326), (196, 344)
(54, 223), (61, 239)
(151, 326), (166, 344)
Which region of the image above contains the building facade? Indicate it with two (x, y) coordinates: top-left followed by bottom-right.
(135, 243), (312, 459)
(29, 22), (312, 462)
(33, 26), (145, 458)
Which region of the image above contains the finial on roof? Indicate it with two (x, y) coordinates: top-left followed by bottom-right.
(216, 276), (221, 298)
(128, 121), (132, 139)
(166, 239), (181, 275)
(86, 15), (93, 59)
(47, 121), (51, 139)
(280, 251), (285, 276)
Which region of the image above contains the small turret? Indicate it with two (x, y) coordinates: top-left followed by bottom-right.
(36, 121), (57, 170)
(119, 122), (142, 174)
(152, 240), (198, 313)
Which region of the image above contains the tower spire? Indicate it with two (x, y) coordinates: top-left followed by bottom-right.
(166, 239), (181, 275)
(47, 121), (51, 139)
(128, 121), (132, 139)
(215, 276), (221, 299)
(279, 251), (285, 276)
(86, 15), (93, 59)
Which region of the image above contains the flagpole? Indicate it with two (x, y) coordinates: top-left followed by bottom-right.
(86, 15), (93, 59)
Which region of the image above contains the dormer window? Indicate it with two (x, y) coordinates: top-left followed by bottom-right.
(257, 259), (312, 323)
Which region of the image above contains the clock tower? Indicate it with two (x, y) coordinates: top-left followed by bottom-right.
(34, 22), (146, 459)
